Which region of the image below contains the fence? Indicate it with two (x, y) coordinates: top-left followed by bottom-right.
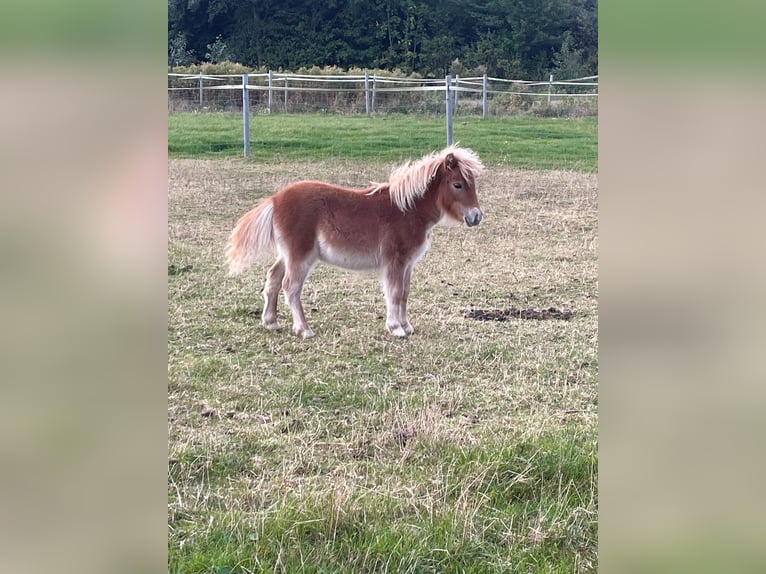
(168, 71), (597, 156)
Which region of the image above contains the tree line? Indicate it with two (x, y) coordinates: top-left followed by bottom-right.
(169, 0), (597, 80)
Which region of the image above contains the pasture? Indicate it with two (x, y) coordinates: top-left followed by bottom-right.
(168, 118), (598, 572)
(168, 113), (597, 172)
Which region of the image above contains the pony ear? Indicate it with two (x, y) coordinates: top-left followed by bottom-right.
(445, 153), (457, 169)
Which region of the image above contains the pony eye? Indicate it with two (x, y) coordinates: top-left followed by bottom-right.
(453, 182), (463, 190)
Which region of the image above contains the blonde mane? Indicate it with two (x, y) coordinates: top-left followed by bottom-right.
(370, 144), (484, 211)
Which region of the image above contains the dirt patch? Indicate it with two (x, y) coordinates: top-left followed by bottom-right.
(464, 306), (573, 321)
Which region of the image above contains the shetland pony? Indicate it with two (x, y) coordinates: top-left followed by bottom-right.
(226, 144), (484, 338)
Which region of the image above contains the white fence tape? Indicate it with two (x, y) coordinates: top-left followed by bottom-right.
(169, 72), (598, 90)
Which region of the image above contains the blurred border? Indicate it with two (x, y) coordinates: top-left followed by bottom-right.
(0, 2), (167, 574)
(601, 0), (766, 571)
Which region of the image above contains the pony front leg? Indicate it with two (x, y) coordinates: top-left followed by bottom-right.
(382, 265), (413, 337)
(400, 266), (414, 335)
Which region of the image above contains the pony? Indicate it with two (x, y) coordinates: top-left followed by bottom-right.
(225, 144), (484, 338)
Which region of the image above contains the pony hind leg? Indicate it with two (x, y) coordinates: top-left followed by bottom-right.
(282, 257), (317, 339)
(262, 258), (285, 331)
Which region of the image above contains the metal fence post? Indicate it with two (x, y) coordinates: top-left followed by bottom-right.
(268, 70), (273, 114)
(548, 73), (553, 105)
(445, 75), (453, 146)
(364, 70), (370, 116)
(198, 72), (203, 108)
(482, 73), (488, 118)
(371, 74), (376, 114)
(243, 74), (250, 157)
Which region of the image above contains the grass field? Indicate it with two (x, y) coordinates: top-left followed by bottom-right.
(168, 118), (598, 572)
(168, 113), (597, 172)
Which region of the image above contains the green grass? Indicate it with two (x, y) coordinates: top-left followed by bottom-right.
(168, 141), (597, 571)
(169, 430), (596, 573)
(168, 113), (597, 172)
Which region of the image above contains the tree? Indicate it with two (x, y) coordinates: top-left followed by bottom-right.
(551, 31), (589, 80)
(205, 35), (230, 63)
(166, 0), (598, 78)
(168, 32), (194, 69)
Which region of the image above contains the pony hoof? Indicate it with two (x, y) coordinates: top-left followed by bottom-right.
(404, 323), (414, 335)
(293, 326), (315, 339)
(388, 326), (407, 338)
(263, 321), (281, 331)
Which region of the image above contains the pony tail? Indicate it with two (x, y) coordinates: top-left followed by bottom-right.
(225, 200), (275, 275)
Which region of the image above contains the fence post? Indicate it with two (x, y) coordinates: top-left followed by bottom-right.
(548, 73), (553, 105)
(284, 76), (288, 112)
(364, 70), (371, 116)
(198, 72), (204, 108)
(482, 73), (488, 118)
(445, 75), (453, 146)
(268, 70), (273, 113)
(243, 74), (250, 157)
(371, 74), (376, 114)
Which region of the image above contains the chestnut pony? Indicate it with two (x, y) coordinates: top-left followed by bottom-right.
(226, 144), (484, 338)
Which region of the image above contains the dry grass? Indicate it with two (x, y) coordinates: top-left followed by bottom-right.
(168, 157), (598, 572)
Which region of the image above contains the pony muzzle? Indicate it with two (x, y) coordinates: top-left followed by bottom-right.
(464, 208), (483, 227)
